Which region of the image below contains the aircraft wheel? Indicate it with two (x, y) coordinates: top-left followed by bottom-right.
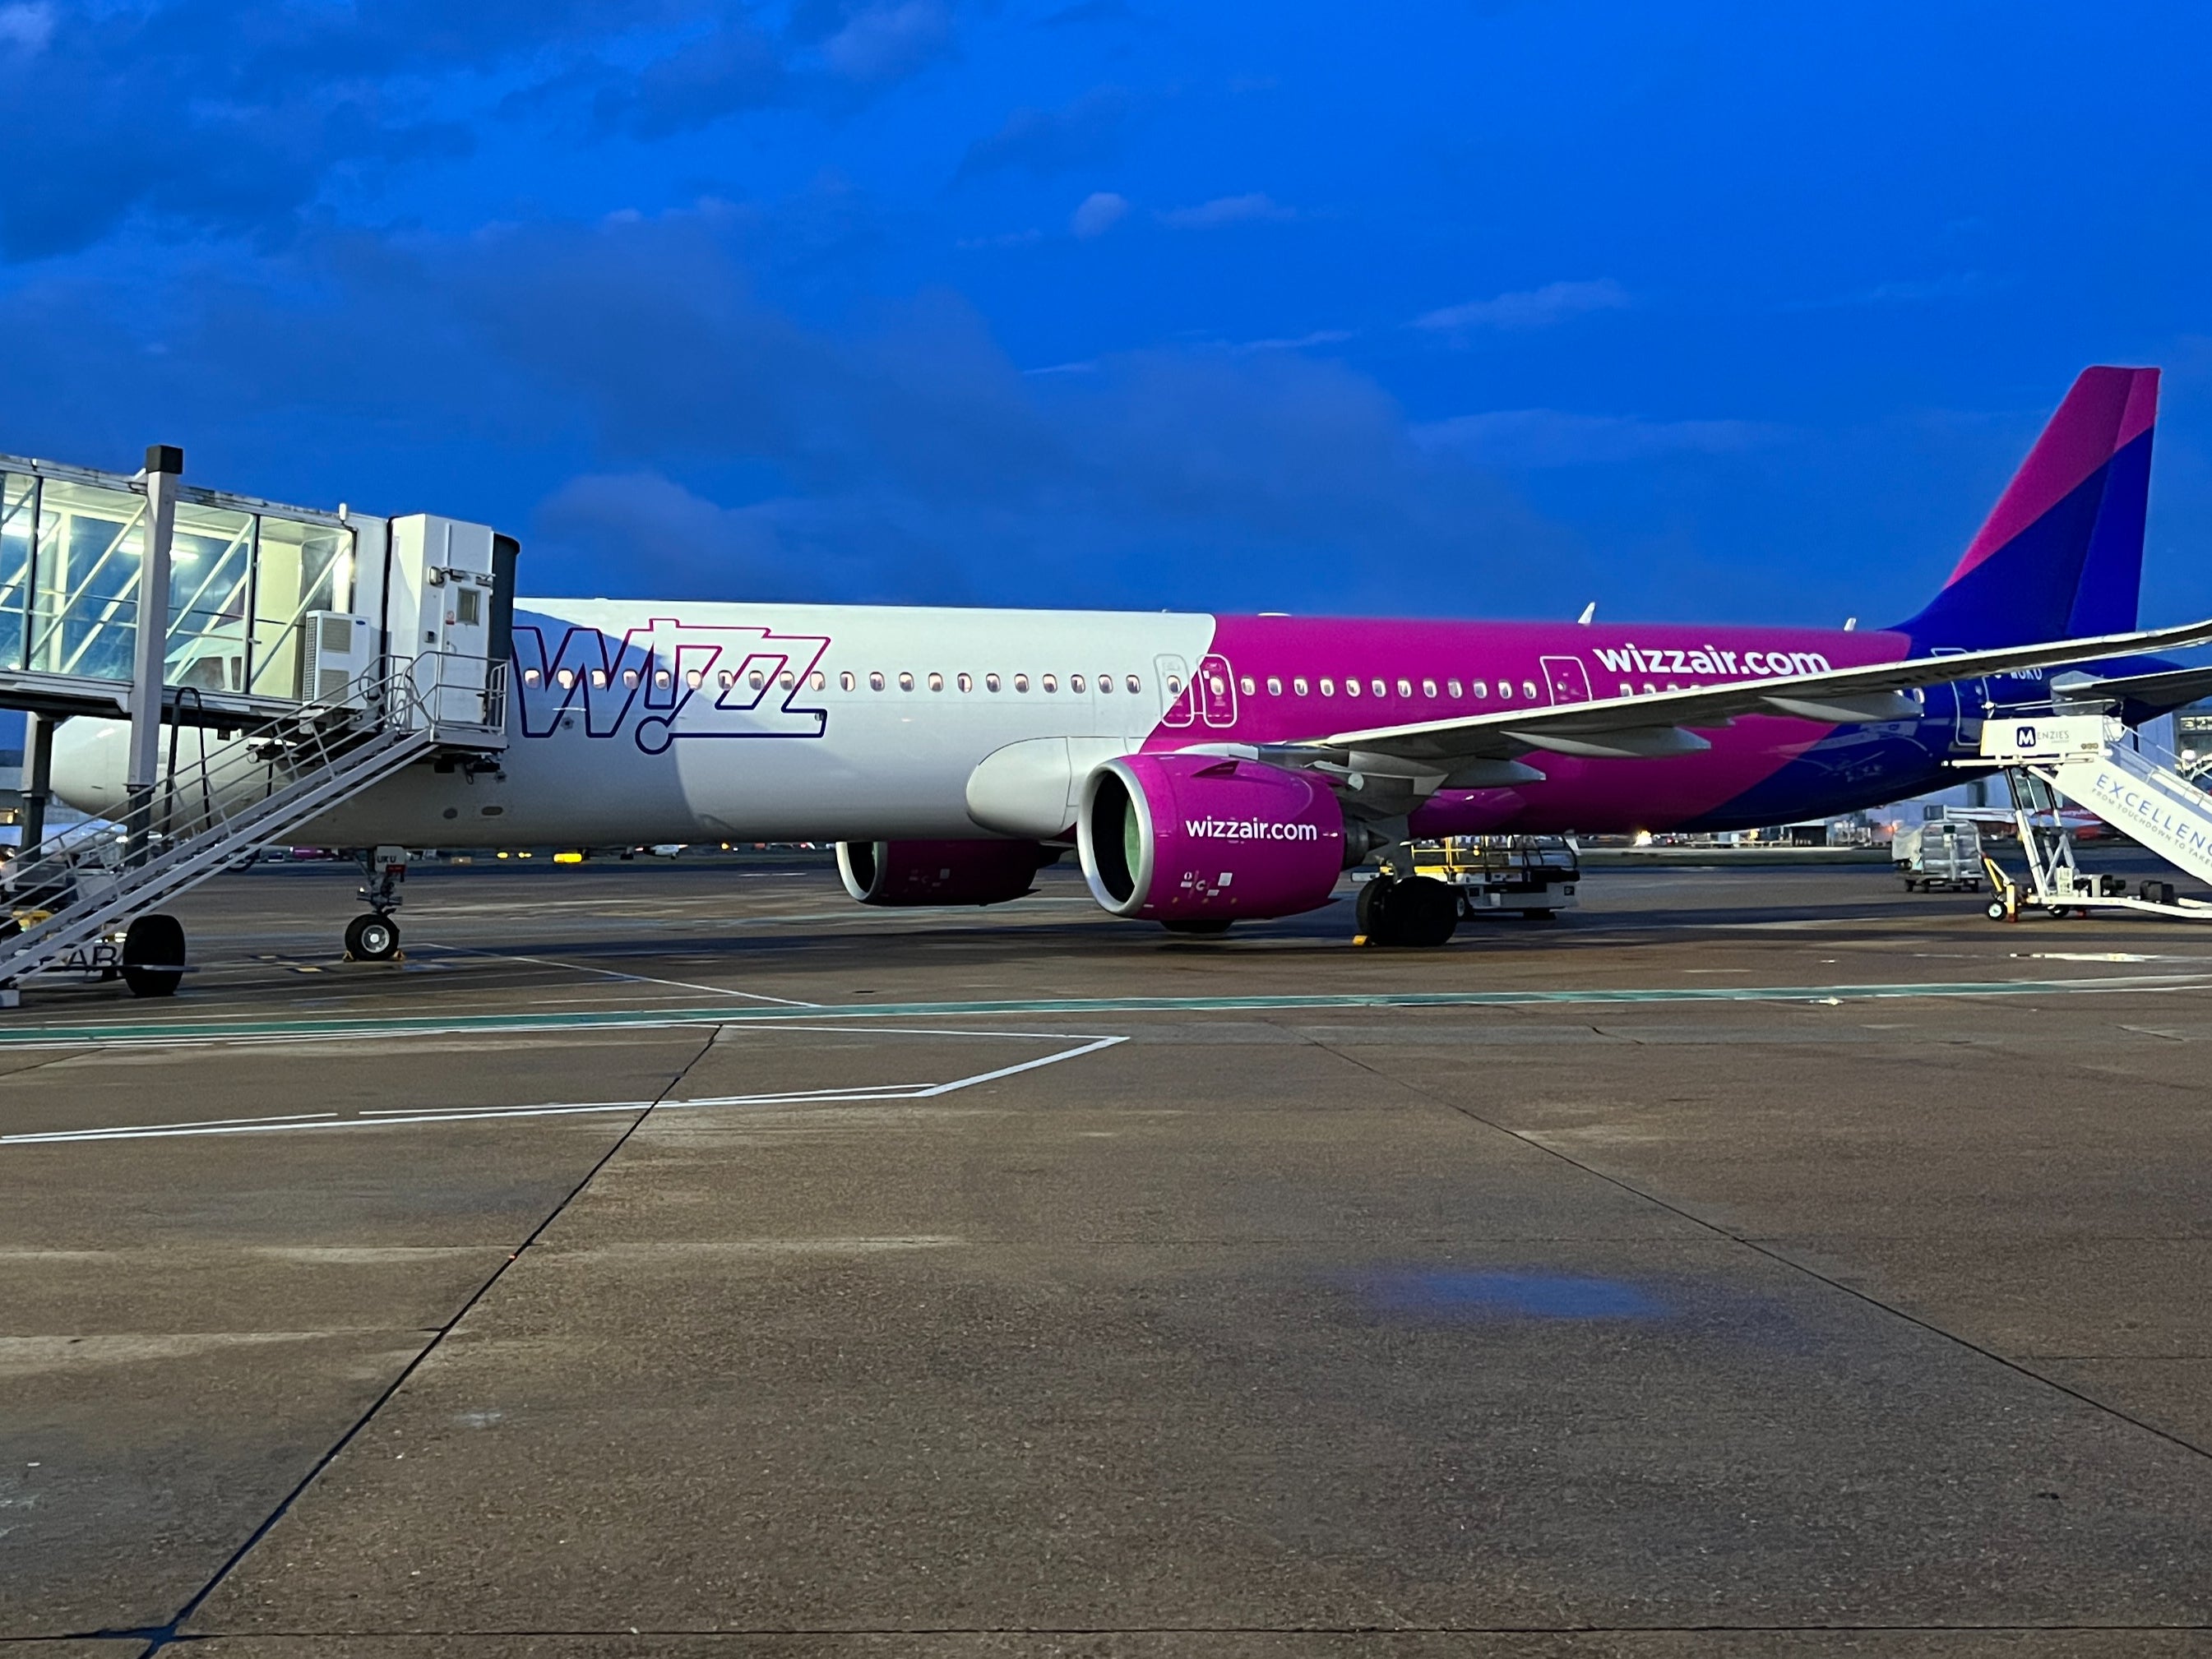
(1162, 918), (1232, 936)
(345, 913), (401, 962)
(1985, 900), (2008, 921)
(1366, 876), (1457, 947)
(122, 913), (185, 999)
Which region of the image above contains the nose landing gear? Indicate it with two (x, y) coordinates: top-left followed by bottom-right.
(346, 845), (410, 962)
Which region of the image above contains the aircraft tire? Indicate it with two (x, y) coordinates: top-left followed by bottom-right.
(1365, 876), (1457, 947)
(345, 913), (401, 962)
(121, 913), (185, 999)
(1986, 900), (2008, 921)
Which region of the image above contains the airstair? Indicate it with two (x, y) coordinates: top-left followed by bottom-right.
(1976, 714), (2212, 919)
(0, 442), (519, 1002)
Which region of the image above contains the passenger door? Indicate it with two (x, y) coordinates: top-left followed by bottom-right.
(1539, 654), (1592, 705)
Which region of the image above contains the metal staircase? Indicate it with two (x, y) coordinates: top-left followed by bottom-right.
(0, 660), (456, 996)
(1978, 714), (2212, 918)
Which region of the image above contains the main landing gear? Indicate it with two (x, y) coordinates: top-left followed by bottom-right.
(1358, 874), (1460, 948)
(345, 845), (409, 963)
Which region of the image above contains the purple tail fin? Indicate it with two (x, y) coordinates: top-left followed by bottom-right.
(1895, 367), (2158, 648)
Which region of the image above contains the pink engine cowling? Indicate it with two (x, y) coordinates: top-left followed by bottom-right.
(1077, 755), (1346, 923)
(837, 839), (1056, 907)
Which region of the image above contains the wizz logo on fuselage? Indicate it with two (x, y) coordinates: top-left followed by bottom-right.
(514, 620), (831, 754)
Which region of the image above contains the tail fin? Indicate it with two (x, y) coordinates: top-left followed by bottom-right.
(1895, 366), (2158, 648)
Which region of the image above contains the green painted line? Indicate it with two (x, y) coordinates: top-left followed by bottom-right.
(1, 973), (2206, 1047)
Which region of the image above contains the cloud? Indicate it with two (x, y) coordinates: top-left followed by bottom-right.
(0, 2), (53, 54)
(956, 86), (1130, 181)
(594, 19), (786, 140)
(812, 0), (956, 81)
(1413, 278), (1631, 335)
(0, 201), (1582, 612)
(1069, 191), (1128, 238)
(1413, 409), (1783, 468)
(1156, 192), (1293, 229)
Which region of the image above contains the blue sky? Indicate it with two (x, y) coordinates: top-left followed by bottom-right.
(2, 0), (2208, 635)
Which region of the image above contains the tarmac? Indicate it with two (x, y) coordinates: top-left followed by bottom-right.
(7, 848), (2212, 1654)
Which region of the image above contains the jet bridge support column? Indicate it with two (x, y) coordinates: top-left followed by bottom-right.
(19, 713), (55, 850)
(123, 445), (182, 855)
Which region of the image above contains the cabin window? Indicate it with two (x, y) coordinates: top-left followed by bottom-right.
(1293, 677), (1308, 695)
(1523, 680), (1539, 700)
(1266, 677), (1282, 695)
(1014, 673), (1030, 692)
(1618, 682), (1634, 696)
(1165, 675), (1182, 695)
(1126, 675), (1141, 693)
(868, 671), (886, 691)
(523, 668), (542, 686)
(1344, 678), (1361, 698)
(1098, 673), (1113, 693)
(986, 673), (1002, 691)
(1071, 674), (1085, 693)
(1041, 674), (1057, 693)
(1446, 679), (1462, 697)
(748, 671), (766, 691)
(1239, 675), (1256, 695)
(1209, 674), (1226, 696)
(840, 671), (855, 691)
(590, 670), (608, 688)
(623, 669), (641, 689)
(1496, 682), (1511, 702)
(1642, 682), (1657, 695)
(555, 668), (574, 689)
(809, 671), (826, 690)
(1396, 678), (1412, 698)
(1664, 682), (1678, 693)
(898, 672), (914, 691)
(1421, 678), (1437, 698)
(778, 671), (795, 691)
(957, 672), (973, 692)
(928, 672), (944, 691)
(653, 670), (671, 689)
(1470, 680), (1487, 699)
(1319, 677), (1334, 695)
(684, 669), (701, 689)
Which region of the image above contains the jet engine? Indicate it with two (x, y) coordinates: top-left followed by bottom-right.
(1077, 754), (1346, 926)
(836, 839), (1057, 907)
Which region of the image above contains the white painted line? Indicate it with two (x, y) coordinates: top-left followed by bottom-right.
(0, 1036), (1127, 1146)
(415, 940), (822, 1008)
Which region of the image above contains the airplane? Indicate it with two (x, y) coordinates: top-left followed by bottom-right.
(46, 364), (2212, 951)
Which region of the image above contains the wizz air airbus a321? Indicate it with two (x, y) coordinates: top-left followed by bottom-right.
(50, 366), (2212, 948)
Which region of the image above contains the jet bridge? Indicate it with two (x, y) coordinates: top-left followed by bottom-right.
(0, 445), (516, 1001)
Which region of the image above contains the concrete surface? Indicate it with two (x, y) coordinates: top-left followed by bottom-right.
(3, 850), (2212, 1653)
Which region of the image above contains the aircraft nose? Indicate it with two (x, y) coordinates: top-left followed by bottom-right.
(44, 717), (130, 820)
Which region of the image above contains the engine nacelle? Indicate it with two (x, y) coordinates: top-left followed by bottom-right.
(836, 839), (1055, 907)
(1078, 755), (1345, 923)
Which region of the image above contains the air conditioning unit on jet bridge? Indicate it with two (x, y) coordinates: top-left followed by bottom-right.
(299, 611), (375, 706)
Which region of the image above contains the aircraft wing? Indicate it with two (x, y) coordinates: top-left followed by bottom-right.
(1307, 617), (2212, 775)
(2049, 663), (2212, 714)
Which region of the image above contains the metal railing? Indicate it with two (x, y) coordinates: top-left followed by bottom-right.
(0, 655), (454, 982)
